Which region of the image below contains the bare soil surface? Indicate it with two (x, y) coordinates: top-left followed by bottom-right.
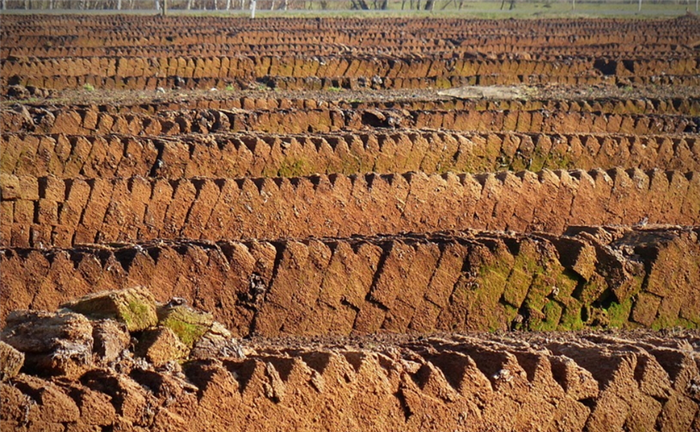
(2, 227), (699, 337)
(1, 14), (699, 432)
(6, 83), (700, 108)
(2, 291), (700, 432)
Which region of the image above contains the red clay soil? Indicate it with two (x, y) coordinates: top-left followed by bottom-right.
(6, 93), (699, 114)
(0, 168), (700, 247)
(3, 16), (699, 57)
(2, 168), (699, 247)
(2, 329), (700, 432)
(2, 227), (698, 336)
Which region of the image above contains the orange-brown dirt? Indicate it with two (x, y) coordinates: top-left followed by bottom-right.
(2, 16), (700, 91)
(3, 322), (700, 432)
(2, 169), (700, 247)
(3, 103), (699, 136)
(1, 14), (700, 432)
(3, 131), (700, 178)
(2, 227), (699, 336)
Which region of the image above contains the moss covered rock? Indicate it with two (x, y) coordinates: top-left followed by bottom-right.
(157, 303), (213, 348)
(61, 286), (158, 332)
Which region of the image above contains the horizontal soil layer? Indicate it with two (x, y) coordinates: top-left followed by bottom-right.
(3, 16), (699, 56)
(2, 330), (700, 432)
(2, 227), (698, 336)
(2, 16), (699, 92)
(6, 65), (700, 91)
(7, 95), (700, 116)
(3, 131), (699, 179)
(3, 105), (699, 137)
(2, 16), (699, 60)
(2, 169), (699, 247)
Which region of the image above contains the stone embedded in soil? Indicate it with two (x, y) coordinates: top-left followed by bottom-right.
(0, 310), (93, 378)
(135, 326), (189, 367)
(61, 286), (158, 332)
(0, 341), (24, 382)
(157, 303), (214, 348)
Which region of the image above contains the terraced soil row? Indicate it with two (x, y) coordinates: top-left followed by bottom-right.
(263, 74), (700, 92)
(2, 227), (699, 336)
(3, 131), (699, 178)
(2, 16), (699, 92)
(2, 168), (699, 247)
(6, 66), (700, 93)
(76, 95), (700, 115)
(3, 332), (699, 432)
(4, 105), (698, 138)
(9, 95), (700, 115)
(1, 15), (699, 432)
(3, 16), (699, 57)
(5, 55), (700, 91)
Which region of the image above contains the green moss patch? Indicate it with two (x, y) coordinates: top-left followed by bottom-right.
(158, 305), (214, 348)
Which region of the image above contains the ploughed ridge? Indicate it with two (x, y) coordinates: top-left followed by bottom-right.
(1, 14), (699, 432)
